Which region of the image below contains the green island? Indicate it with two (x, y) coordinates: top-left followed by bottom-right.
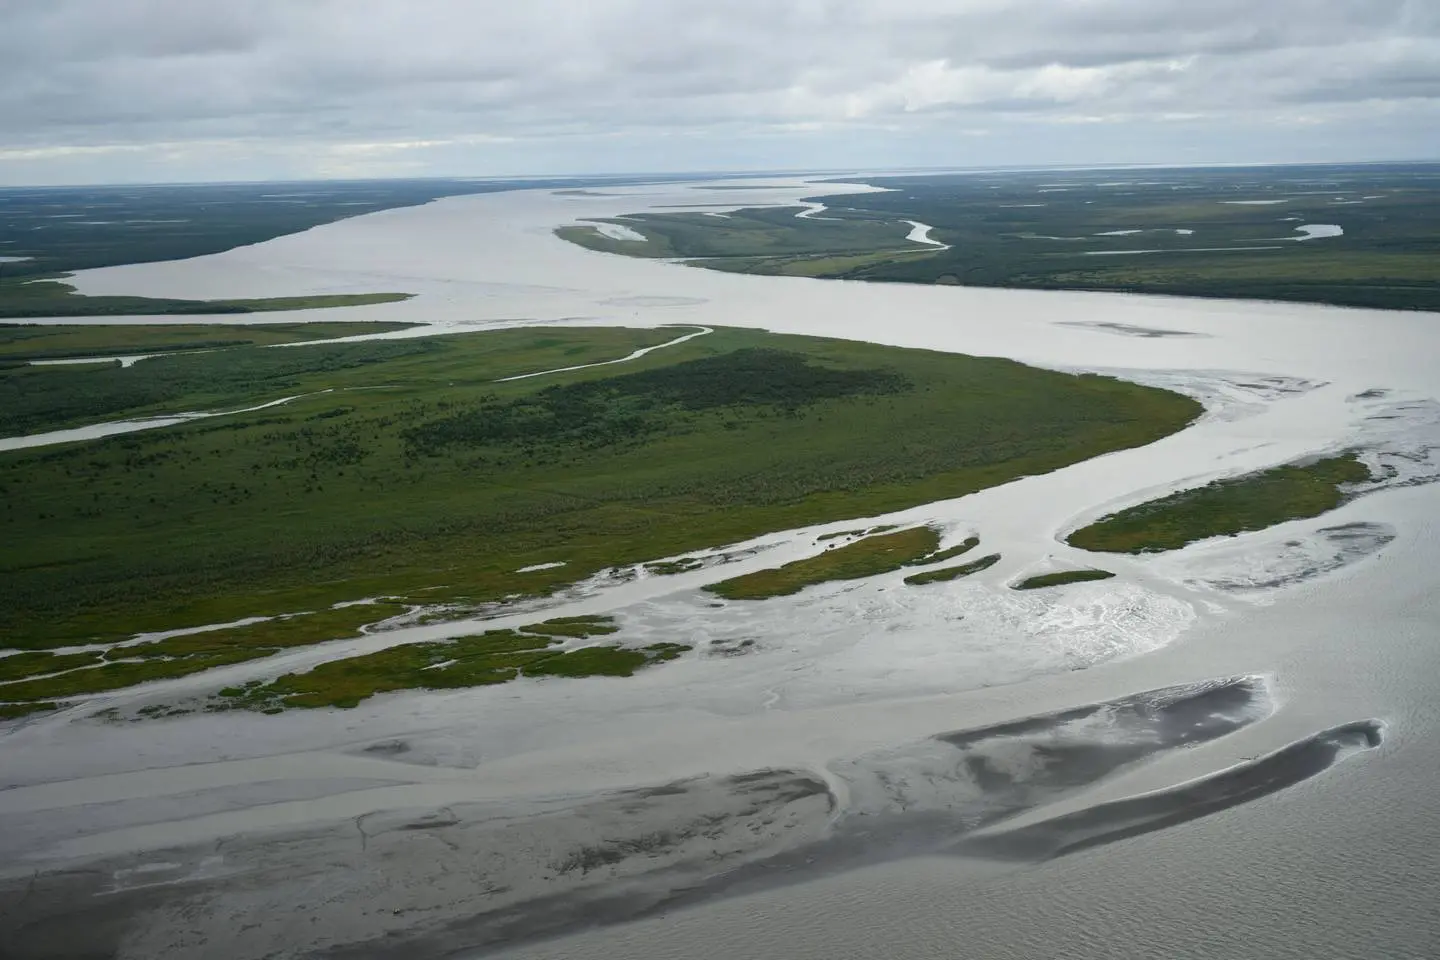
(0, 278), (414, 320)
(1067, 453), (1372, 553)
(557, 163), (1440, 313)
(706, 531), (984, 600)
(914, 536), (981, 565)
(0, 601), (405, 700)
(705, 526), (940, 600)
(904, 552), (1002, 586)
(3, 324), (1199, 713)
(0, 320), (421, 363)
(204, 615), (688, 713)
(1013, 569), (1117, 590)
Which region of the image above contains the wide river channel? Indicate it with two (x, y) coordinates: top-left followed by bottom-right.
(3, 178), (1439, 960)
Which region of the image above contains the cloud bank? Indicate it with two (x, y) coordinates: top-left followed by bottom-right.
(2, 0), (1437, 182)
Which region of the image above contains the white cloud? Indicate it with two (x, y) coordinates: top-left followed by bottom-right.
(0, 0), (1436, 182)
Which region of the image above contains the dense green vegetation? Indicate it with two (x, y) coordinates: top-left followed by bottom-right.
(705, 526), (942, 600)
(201, 617), (689, 712)
(0, 278), (413, 320)
(2, 336), (444, 435)
(0, 602), (402, 700)
(1013, 569), (1116, 590)
(904, 552), (1001, 585)
(1067, 454), (1372, 553)
(0, 702), (58, 720)
(0, 320), (419, 362)
(706, 530), (981, 599)
(2, 326), (1198, 659)
(558, 205), (923, 263)
(0, 650), (105, 683)
(559, 163), (1440, 312)
(912, 536), (981, 565)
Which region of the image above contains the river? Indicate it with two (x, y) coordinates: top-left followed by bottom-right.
(2, 177), (1438, 960)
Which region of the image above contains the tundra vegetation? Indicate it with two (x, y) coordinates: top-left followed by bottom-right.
(205, 616), (689, 713)
(1012, 569), (1117, 590)
(904, 552), (1002, 586)
(3, 325), (1199, 713)
(559, 163), (1440, 312)
(1067, 454), (1372, 553)
(0, 320), (419, 362)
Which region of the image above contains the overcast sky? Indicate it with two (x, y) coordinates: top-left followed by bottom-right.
(1, 0), (1437, 184)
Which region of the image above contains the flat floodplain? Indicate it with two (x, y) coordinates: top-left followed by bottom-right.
(1068, 453), (1372, 553)
(0, 320), (420, 361)
(1, 325), (1198, 668)
(560, 162), (1440, 312)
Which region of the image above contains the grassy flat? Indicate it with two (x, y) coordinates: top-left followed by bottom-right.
(557, 164), (1440, 312)
(0, 320), (421, 362)
(0, 278), (413, 320)
(904, 552), (1001, 585)
(0, 602), (403, 701)
(0, 650), (105, 683)
(1067, 454), (1371, 553)
(705, 526), (941, 600)
(557, 206), (920, 261)
(0, 702), (58, 720)
(2, 325), (681, 436)
(202, 618), (689, 712)
(909, 536), (980, 566)
(2, 326), (1199, 658)
(1013, 569), (1116, 590)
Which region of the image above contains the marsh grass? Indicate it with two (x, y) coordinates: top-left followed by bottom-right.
(909, 536), (981, 566)
(0, 602), (403, 703)
(4, 327), (1198, 656)
(0, 701), (58, 720)
(705, 526), (942, 600)
(904, 552), (1001, 585)
(558, 166), (1440, 312)
(1013, 569), (1116, 590)
(208, 618), (689, 711)
(0, 278), (412, 320)
(1067, 454), (1372, 553)
(0, 320), (419, 361)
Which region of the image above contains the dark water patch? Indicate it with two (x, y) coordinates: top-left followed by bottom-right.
(0, 680), (1283, 960)
(956, 720), (1383, 863)
(1056, 321), (1207, 339)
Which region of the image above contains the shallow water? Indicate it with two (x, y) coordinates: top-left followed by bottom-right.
(4, 177), (1440, 959)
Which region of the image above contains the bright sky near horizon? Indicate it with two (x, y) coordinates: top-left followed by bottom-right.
(1, 0), (1437, 184)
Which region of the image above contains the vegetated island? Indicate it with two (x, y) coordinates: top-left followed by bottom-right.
(199, 616), (689, 715)
(1012, 569), (1116, 591)
(1067, 453), (1372, 553)
(0, 278), (413, 319)
(0, 320), (421, 363)
(706, 530), (984, 600)
(557, 162), (1440, 313)
(904, 552), (1002, 586)
(2, 325), (1200, 713)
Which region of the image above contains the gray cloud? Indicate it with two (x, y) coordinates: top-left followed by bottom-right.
(0, 0), (1437, 182)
